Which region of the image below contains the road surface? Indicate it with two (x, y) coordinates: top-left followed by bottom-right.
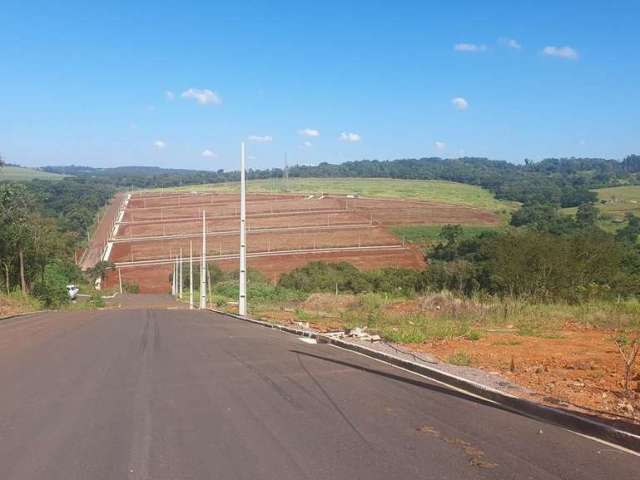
(0, 308), (637, 479)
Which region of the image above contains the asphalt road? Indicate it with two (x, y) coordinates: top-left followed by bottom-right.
(0, 309), (637, 480)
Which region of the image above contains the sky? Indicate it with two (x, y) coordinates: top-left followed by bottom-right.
(0, 1), (638, 171)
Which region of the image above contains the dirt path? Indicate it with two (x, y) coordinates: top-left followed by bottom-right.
(80, 192), (125, 270)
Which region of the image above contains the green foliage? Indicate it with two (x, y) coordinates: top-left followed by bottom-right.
(88, 261), (116, 282)
(428, 225), (640, 302)
(32, 263), (70, 308)
(576, 202), (599, 227)
(616, 213), (640, 244)
(122, 282), (140, 293)
(391, 225), (501, 245)
(278, 261), (421, 296)
(439, 224), (464, 246)
(88, 291), (105, 308)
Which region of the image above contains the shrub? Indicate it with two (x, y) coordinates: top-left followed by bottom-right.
(32, 263), (70, 308)
(88, 292), (105, 308)
(122, 282), (140, 293)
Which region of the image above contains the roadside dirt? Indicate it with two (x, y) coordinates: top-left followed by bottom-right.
(410, 326), (640, 424)
(255, 294), (640, 427)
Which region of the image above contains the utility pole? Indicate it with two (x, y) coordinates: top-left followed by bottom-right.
(239, 142), (247, 316)
(179, 248), (183, 299)
(189, 241), (194, 309)
(171, 256), (176, 296)
(200, 210), (207, 309)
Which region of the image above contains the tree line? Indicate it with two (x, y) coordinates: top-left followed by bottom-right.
(43, 154), (640, 208)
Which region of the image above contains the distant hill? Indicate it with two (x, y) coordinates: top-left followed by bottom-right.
(0, 165), (67, 181)
(40, 154), (640, 209)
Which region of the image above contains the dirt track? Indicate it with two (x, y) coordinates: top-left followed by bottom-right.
(80, 192), (125, 270)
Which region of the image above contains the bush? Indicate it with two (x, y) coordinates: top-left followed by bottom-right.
(32, 263), (70, 308)
(88, 292), (105, 308)
(278, 261), (421, 296)
(122, 282), (140, 293)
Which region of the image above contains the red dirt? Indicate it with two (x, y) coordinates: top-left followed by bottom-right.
(409, 327), (640, 424)
(110, 226), (400, 262)
(98, 191), (499, 292)
(80, 192), (125, 270)
(104, 247), (425, 292)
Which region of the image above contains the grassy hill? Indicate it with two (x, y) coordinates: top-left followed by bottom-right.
(592, 185), (640, 220)
(561, 184), (640, 232)
(0, 165), (66, 181)
(165, 177), (517, 213)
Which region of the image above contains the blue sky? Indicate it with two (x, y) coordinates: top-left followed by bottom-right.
(1, 1), (638, 171)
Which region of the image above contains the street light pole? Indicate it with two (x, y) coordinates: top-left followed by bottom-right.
(239, 142), (247, 316)
(200, 210), (207, 309)
(189, 241), (193, 310)
(179, 248), (183, 299)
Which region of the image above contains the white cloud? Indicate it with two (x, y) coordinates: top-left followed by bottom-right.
(247, 135), (273, 143)
(298, 128), (320, 137)
(201, 149), (217, 158)
(499, 37), (521, 49)
(153, 140), (166, 149)
(454, 43), (487, 53)
(452, 97), (469, 111)
(434, 141), (446, 152)
(339, 132), (361, 143)
(165, 90), (175, 101)
(303, 141), (313, 147)
(542, 46), (579, 60)
(181, 88), (222, 105)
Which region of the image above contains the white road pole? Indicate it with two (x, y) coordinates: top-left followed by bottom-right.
(239, 142), (247, 316)
(179, 248), (183, 299)
(200, 210), (207, 309)
(171, 256), (176, 296)
(189, 241), (194, 310)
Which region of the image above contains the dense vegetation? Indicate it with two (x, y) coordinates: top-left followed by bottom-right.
(0, 177), (116, 306)
(277, 209), (640, 304)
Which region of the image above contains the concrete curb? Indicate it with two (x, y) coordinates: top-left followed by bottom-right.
(209, 308), (640, 453)
(0, 310), (47, 322)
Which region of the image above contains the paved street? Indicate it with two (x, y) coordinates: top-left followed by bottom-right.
(0, 309), (637, 479)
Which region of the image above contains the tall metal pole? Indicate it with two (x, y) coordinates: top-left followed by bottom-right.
(239, 142), (247, 316)
(200, 210), (207, 309)
(179, 248), (183, 299)
(189, 241), (194, 309)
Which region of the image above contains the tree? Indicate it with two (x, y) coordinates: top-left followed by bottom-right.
(0, 153), (5, 168)
(87, 261), (115, 284)
(0, 184), (33, 294)
(576, 203), (599, 227)
(616, 213), (640, 244)
(438, 224), (464, 246)
(32, 262), (70, 308)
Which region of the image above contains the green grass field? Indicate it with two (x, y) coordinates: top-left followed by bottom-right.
(166, 177), (517, 213)
(0, 166), (66, 181)
(562, 185), (640, 231)
(593, 185), (640, 220)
